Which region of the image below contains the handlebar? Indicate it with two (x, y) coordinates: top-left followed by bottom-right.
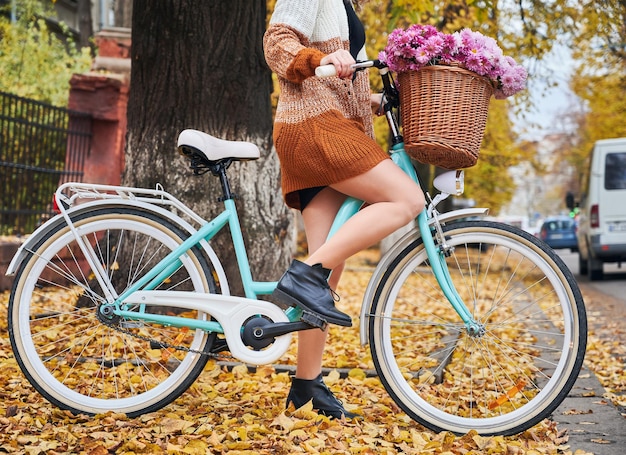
(315, 59), (386, 78)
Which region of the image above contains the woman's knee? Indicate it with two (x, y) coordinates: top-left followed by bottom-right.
(410, 192), (425, 217)
(398, 188), (425, 222)
(383, 165), (425, 219)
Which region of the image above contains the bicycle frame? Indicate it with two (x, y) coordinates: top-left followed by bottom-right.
(109, 138), (481, 334)
(8, 63), (485, 361)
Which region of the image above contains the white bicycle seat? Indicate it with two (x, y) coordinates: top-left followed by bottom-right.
(177, 129), (260, 162)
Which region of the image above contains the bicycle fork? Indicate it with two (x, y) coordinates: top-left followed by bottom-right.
(418, 209), (484, 337)
(373, 148), (483, 337)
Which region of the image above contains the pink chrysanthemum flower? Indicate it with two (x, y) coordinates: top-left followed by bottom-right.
(379, 25), (527, 98)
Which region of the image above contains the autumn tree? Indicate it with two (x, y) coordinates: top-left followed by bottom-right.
(0, 0), (91, 105)
(124, 1), (294, 292)
(557, 1), (626, 193)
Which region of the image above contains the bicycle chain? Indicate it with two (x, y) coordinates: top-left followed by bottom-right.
(106, 319), (236, 362)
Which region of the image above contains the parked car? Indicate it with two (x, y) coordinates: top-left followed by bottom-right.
(539, 217), (578, 252)
(574, 137), (626, 280)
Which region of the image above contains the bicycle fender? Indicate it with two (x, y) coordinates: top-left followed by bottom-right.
(358, 207), (489, 345)
(5, 200), (229, 294)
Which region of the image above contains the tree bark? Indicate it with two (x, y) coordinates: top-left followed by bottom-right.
(124, 0), (295, 294)
(113, 0), (133, 28)
(77, 0), (93, 50)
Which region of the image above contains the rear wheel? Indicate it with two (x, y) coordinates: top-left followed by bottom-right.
(9, 208), (217, 416)
(368, 221), (586, 435)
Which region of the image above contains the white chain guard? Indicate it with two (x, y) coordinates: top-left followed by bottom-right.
(122, 291), (292, 365)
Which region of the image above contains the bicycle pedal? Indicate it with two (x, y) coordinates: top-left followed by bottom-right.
(300, 311), (328, 330)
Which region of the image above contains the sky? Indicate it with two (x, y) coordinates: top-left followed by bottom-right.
(517, 42), (579, 140)
(503, 42), (580, 220)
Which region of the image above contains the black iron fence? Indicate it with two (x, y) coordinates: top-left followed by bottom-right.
(0, 91), (92, 235)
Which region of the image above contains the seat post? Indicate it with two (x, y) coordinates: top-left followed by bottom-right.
(208, 160), (235, 201)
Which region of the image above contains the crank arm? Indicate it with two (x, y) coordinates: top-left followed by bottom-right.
(252, 321), (317, 340)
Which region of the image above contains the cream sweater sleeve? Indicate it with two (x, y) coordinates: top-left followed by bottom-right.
(265, 0), (350, 81)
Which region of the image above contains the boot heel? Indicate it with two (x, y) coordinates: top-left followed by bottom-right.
(274, 287), (351, 327)
(270, 287), (298, 310)
(273, 289), (329, 329)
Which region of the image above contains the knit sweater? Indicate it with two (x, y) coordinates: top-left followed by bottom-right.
(264, 0), (389, 210)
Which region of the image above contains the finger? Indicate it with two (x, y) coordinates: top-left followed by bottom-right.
(332, 50), (355, 78)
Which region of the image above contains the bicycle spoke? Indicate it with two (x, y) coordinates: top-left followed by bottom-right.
(369, 221), (585, 435)
(9, 209), (214, 416)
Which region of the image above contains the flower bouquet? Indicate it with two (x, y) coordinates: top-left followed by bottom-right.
(379, 25), (527, 169)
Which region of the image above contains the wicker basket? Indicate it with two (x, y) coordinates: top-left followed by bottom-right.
(398, 65), (494, 169)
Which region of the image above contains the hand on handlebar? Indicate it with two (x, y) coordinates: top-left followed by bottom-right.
(316, 59), (385, 78)
(320, 50), (356, 79)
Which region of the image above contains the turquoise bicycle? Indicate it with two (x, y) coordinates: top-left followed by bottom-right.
(6, 60), (586, 436)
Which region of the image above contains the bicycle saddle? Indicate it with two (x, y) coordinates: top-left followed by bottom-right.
(177, 129), (260, 162)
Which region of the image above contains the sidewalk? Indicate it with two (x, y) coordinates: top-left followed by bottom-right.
(555, 362), (626, 454)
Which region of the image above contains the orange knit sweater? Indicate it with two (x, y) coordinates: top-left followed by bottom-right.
(263, 0), (389, 210)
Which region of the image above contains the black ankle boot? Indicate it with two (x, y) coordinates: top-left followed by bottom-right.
(287, 374), (361, 420)
(272, 259), (352, 327)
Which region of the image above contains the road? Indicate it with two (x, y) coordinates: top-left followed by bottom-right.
(558, 249), (626, 302)
(552, 248), (626, 454)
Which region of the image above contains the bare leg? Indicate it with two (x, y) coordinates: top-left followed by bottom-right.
(287, 158), (424, 377)
(296, 188), (348, 379)
(306, 159), (424, 269)
(285, 161), (422, 419)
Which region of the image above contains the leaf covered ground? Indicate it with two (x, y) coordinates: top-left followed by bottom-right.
(1, 249), (622, 455)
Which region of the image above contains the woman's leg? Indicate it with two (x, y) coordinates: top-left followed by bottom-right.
(306, 159), (424, 269)
(296, 187), (348, 379)
(295, 161), (418, 371)
(286, 188), (361, 419)
(272, 159), (424, 327)
(273, 159), (424, 327)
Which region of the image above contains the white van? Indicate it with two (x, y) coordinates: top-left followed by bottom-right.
(575, 137), (626, 280)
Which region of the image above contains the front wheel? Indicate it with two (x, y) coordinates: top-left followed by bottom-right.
(368, 221), (586, 435)
(9, 208), (217, 416)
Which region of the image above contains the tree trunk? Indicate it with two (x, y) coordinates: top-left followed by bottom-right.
(124, 0), (295, 294)
(77, 0), (93, 49)
(114, 0), (133, 28)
